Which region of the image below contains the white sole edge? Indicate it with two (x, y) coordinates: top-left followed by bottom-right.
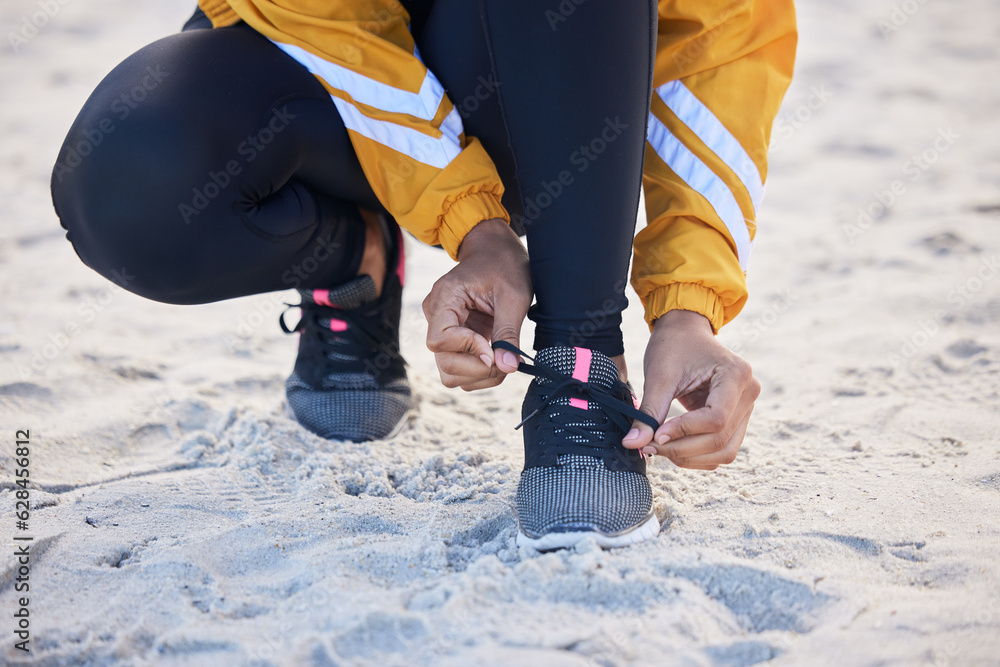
(516, 512), (661, 551)
(382, 408), (414, 440)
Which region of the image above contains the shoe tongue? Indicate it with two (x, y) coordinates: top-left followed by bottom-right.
(303, 276), (378, 310)
(534, 346), (618, 390)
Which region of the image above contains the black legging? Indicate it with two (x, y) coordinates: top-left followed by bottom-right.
(52, 0), (655, 357)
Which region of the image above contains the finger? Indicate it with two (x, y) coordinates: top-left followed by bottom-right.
(654, 368), (747, 446)
(660, 400), (753, 460)
(422, 295), (460, 348)
(668, 407), (752, 469)
(623, 389), (672, 452)
(434, 352), (506, 389)
(458, 375), (507, 392)
(435, 348), (510, 389)
(440, 369), (502, 390)
(435, 351), (502, 383)
(439, 372), (504, 391)
(490, 295), (528, 374)
(622, 411), (657, 451)
(423, 291), (492, 356)
(426, 317), (493, 362)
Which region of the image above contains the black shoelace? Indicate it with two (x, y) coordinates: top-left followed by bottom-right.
(280, 301), (402, 367)
(493, 341), (659, 463)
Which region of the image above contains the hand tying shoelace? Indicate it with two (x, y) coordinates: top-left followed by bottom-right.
(493, 341), (659, 465)
(495, 341), (662, 549)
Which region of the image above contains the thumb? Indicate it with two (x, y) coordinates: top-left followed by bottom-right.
(490, 298), (526, 374)
(622, 385), (673, 451)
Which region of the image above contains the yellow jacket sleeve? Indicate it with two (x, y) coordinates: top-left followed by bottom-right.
(634, 0), (797, 331)
(198, 0), (509, 259)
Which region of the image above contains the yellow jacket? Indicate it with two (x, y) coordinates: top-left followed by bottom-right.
(199, 0), (796, 331)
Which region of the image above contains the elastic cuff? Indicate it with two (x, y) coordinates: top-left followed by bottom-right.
(438, 191), (510, 259)
(643, 283), (726, 333)
(198, 0), (241, 27)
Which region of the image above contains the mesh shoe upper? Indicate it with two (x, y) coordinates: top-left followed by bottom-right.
(504, 343), (657, 540)
(283, 220), (411, 442)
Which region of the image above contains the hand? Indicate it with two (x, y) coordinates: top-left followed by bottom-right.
(622, 310), (761, 469)
(422, 218), (532, 391)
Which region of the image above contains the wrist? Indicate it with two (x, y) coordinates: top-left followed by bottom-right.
(653, 309), (713, 336)
(456, 218), (518, 261)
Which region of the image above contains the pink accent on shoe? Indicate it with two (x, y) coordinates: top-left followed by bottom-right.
(395, 227), (406, 286)
(313, 289), (334, 307)
(328, 318), (348, 332)
(569, 347), (591, 410)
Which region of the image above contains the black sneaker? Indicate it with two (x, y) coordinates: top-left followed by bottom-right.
(281, 217), (411, 441)
(495, 342), (661, 550)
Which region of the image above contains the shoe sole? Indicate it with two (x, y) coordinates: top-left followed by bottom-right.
(515, 512), (661, 551)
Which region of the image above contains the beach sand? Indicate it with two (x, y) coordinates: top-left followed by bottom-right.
(1, 0), (999, 664)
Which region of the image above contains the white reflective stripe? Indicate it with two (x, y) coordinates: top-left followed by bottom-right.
(656, 80), (765, 213)
(271, 40), (463, 169)
(332, 97), (460, 169)
(273, 41), (445, 121)
(647, 114), (752, 271)
(439, 107), (464, 148)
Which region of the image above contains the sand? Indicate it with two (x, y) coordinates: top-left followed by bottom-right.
(1, 0), (999, 664)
